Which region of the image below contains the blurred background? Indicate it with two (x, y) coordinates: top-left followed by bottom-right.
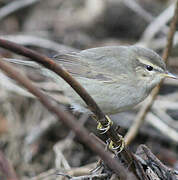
(0, 0), (178, 179)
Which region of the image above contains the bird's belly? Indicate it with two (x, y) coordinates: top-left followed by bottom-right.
(66, 78), (147, 115)
(91, 87), (146, 114)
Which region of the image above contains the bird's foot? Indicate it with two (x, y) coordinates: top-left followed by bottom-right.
(97, 115), (113, 134)
(95, 115), (124, 152)
(109, 135), (125, 153)
(90, 159), (103, 173)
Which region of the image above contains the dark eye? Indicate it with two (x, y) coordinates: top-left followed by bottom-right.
(146, 65), (153, 71)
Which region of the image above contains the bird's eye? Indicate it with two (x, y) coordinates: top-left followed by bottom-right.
(146, 65), (153, 71)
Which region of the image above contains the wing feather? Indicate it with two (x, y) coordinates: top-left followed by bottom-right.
(54, 52), (114, 82)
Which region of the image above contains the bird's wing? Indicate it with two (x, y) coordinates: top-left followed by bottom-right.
(57, 46), (130, 77)
(54, 51), (115, 82)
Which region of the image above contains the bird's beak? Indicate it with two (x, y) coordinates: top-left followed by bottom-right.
(162, 71), (178, 79)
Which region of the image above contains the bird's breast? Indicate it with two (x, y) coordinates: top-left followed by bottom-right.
(69, 78), (149, 115)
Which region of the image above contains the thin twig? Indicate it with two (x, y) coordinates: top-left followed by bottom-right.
(125, 0), (178, 146)
(68, 173), (108, 180)
(143, 31), (178, 50)
(162, 1), (178, 61)
(123, 0), (154, 22)
(146, 112), (178, 143)
(125, 1), (178, 50)
(140, 2), (175, 44)
(0, 58), (130, 179)
(0, 0), (41, 21)
(1, 34), (77, 53)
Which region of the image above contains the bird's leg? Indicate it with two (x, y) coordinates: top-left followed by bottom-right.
(90, 139), (110, 173)
(93, 115), (125, 152)
(109, 135), (125, 153)
(90, 159), (103, 173)
(96, 115), (113, 133)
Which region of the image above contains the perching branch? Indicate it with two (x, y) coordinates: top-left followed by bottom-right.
(0, 0), (41, 21)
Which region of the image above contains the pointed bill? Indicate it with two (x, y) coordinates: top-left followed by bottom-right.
(164, 71), (178, 79)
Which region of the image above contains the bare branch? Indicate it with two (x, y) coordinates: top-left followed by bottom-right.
(0, 0), (41, 21)
(146, 112), (178, 143)
(140, 2), (175, 44)
(0, 34), (78, 53)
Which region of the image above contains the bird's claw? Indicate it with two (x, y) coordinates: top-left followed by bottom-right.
(96, 115), (124, 153)
(109, 136), (125, 153)
(97, 115), (113, 134)
(97, 124), (110, 134)
(90, 160), (103, 173)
